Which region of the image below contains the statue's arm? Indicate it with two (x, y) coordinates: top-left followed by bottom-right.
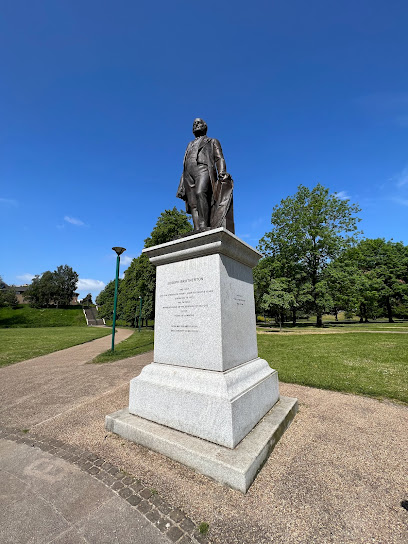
(213, 139), (226, 176)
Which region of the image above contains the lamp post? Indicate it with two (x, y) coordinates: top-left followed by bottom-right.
(111, 246), (126, 352)
(138, 295), (142, 333)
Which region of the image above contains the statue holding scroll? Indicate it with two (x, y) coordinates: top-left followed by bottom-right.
(176, 118), (235, 233)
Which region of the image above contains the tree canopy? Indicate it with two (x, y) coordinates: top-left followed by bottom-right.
(25, 265), (78, 308)
(258, 184), (362, 326)
(97, 208), (192, 325)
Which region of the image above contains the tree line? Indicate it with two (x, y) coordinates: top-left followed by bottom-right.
(96, 208), (193, 325)
(23, 265), (78, 308)
(256, 184), (408, 325)
(96, 186), (408, 327)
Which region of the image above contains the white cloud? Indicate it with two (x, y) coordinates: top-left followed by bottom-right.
(334, 191), (351, 201)
(0, 198), (18, 206)
(76, 278), (105, 292)
(120, 255), (133, 266)
(395, 166), (408, 188)
(16, 273), (35, 283)
(64, 215), (85, 226)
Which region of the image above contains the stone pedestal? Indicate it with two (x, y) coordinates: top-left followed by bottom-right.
(106, 228), (297, 491)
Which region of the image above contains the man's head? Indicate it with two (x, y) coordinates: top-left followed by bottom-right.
(192, 118), (208, 136)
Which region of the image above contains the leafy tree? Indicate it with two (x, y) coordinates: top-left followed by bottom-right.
(53, 265), (78, 307)
(82, 293), (93, 307)
(97, 208), (192, 325)
(96, 280), (118, 320)
(25, 265), (78, 308)
(338, 239), (408, 322)
(261, 278), (296, 331)
(0, 277), (18, 309)
(259, 184), (362, 326)
(144, 207), (193, 248)
(25, 271), (56, 307)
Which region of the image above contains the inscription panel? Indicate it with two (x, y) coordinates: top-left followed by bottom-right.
(154, 254), (223, 370)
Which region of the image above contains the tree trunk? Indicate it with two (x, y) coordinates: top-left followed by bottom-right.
(316, 314), (323, 327)
(280, 312), (285, 328)
(386, 297), (394, 323)
(292, 308), (296, 325)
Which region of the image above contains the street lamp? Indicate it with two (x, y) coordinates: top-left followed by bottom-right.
(138, 295), (142, 333)
(111, 246), (126, 352)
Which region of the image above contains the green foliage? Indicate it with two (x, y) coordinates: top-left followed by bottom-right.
(25, 265), (78, 308)
(0, 305), (86, 328)
(96, 280), (118, 320)
(53, 265), (78, 307)
(91, 329), (154, 363)
(198, 523), (210, 535)
(258, 184), (362, 326)
(97, 208), (192, 325)
(0, 282), (18, 309)
(81, 293), (94, 306)
(329, 239), (408, 322)
(0, 327), (110, 367)
(144, 207), (193, 248)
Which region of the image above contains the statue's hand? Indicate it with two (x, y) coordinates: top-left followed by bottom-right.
(218, 172), (230, 183)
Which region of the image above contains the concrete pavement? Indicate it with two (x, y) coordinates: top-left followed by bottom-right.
(0, 438), (173, 544)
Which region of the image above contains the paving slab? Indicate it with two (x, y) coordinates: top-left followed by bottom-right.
(0, 439), (171, 544)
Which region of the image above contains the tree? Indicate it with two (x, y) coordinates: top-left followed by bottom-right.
(25, 271), (56, 307)
(82, 293), (93, 307)
(96, 280), (118, 320)
(337, 239), (408, 322)
(97, 208), (193, 325)
(53, 265), (78, 307)
(0, 277), (18, 309)
(25, 265), (78, 308)
(259, 184), (362, 326)
(143, 207), (193, 248)
(261, 278), (296, 331)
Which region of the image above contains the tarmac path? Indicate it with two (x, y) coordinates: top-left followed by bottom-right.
(0, 331), (407, 543)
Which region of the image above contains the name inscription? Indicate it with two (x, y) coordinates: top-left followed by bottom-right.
(159, 276), (214, 333)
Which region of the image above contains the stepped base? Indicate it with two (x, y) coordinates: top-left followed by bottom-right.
(106, 396), (298, 493)
(129, 358), (279, 448)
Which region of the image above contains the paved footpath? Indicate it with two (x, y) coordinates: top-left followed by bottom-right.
(0, 438), (172, 544)
(0, 331), (197, 544)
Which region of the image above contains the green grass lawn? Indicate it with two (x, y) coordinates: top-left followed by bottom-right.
(258, 331), (408, 404)
(0, 305), (86, 328)
(0, 327), (111, 367)
(91, 329), (154, 364)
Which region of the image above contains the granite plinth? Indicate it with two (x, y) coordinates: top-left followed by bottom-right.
(144, 230), (261, 372)
(106, 396), (298, 493)
(107, 228), (297, 488)
(129, 358), (279, 448)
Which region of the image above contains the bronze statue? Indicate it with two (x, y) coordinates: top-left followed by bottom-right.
(176, 118), (235, 233)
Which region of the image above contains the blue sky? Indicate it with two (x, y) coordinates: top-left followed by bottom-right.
(1, 0), (407, 300)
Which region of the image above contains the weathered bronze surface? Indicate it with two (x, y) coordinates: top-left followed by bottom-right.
(176, 118), (235, 233)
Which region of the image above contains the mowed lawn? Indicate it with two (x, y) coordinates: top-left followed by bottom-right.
(0, 327), (111, 367)
(258, 331), (408, 404)
(92, 329), (154, 364)
(0, 305), (86, 328)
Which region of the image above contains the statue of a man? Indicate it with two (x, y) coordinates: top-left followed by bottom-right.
(176, 118), (235, 233)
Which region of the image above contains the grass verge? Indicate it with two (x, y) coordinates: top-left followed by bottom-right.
(0, 327), (111, 367)
(91, 329), (154, 364)
(0, 305), (86, 328)
(258, 331), (408, 404)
